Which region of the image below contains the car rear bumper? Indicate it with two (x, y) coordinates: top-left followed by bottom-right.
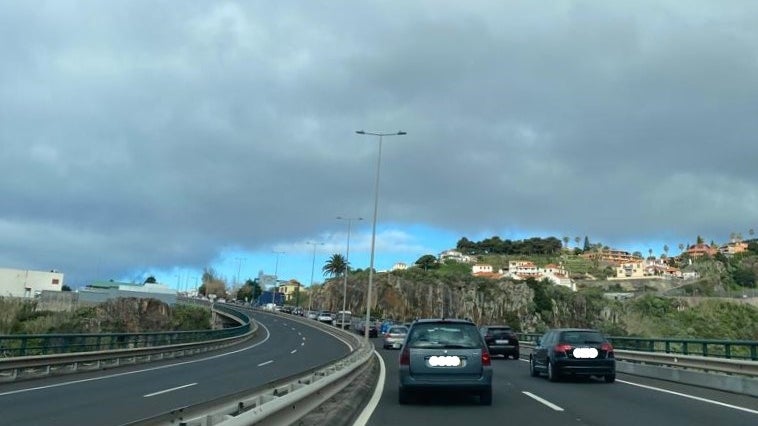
(487, 345), (519, 355)
(554, 359), (615, 375)
(399, 369), (492, 391)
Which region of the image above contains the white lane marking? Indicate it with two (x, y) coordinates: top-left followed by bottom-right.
(301, 342), (305, 346)
(618, 379), (758, 415)
(352, 350), (386, 426)
(522, 391), (565, 411)
(258, 360), (274, 367)
(143, 383), (197, 398)
(291, 349), (297, 354)
(0, 322), (272, 398)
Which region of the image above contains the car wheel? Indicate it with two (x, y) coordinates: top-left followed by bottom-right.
(604, 373), (616, 383)
(398, 387), (411, 405)
(514, 352), (520, 360)
(479, 388), (492, 406)
(548, 360), (560, 382)
(529, 356), (540, 377)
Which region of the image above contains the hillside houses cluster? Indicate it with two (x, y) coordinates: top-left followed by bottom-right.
(439, 250), (577, 291)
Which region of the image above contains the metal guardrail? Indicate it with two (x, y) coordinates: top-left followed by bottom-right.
(517, 333), (758, 361)
(0, 303), (249, 358)
(130, 308), (373, 426)
(0, 303), (255, 383)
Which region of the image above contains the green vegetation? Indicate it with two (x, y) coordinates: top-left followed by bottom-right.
(0, 297), (211, 335)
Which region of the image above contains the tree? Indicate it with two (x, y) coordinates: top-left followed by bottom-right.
(415, 254), (439, 271)
(663, 245), (669, 257)
(323, 253), (347, 278)
(678, 243), (685, 253)
(562, 236), (570, 248)
(61, 285), (72, 292)
(750, 228), (755, 238)
(648, 248), (653, 258)
(574, 236), (581, 247)
(144, 276), (157, 284)
(583, 236), (591, 252)
(696, 235), (704, 245)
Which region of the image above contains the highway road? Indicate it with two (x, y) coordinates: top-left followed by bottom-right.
(0, 311), (351, 426)
(362, 341), (758, 426)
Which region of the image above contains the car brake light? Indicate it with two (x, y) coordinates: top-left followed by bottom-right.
(481, 350), (491, 366)
(601, 342), (614, 357)
(554, 344), (573, 353)
(399, 347), (410, 366)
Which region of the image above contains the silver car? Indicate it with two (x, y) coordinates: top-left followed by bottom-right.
(382, 325), (408, 349)
(398, 319), (493, 405)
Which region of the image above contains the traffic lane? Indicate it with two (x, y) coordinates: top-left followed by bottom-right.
(365, 343), (757, 426)
(366, 341), (565, 426)
(502, 357), (757, 426)
(0, 312), (351, 426)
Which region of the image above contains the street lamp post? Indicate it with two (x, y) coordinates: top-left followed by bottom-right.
(337, 216), (363, 329)
(356, 130), (407, 340)
(306, 241), (324, 316)
(273, 251), (286, 280)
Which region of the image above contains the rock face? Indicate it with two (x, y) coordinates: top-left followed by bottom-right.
(312, 272), (543, 330)
(83, 297), (172, 333)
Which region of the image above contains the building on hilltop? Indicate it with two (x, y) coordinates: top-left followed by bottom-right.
(719, 241), (748, 257)
(438, 249), (474, 264)
(472, 261), (576, 291)
(580, 249), (642, 264)
(0, 267), (64, 298)
(79, 280), (177, 305)
(685, 243), (718, 258)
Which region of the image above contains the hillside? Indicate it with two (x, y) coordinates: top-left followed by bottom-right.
(310, 247), (758, 340)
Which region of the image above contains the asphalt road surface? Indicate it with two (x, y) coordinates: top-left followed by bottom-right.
(0, 311), (351, 426)
(363, 341), (758, 426)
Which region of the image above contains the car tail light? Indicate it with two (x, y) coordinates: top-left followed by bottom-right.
(399, 347), (410, 366)
(601, 342), (614, 357)
(554, 344), (573, 353)
(481, 350), (491, 366)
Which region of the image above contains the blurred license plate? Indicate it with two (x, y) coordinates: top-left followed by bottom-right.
(392, 342), (401, 348)
(495, 339), (509, 344)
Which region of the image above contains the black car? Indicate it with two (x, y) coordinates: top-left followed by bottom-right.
(529, 328), (615, 382)
(479, 325), (520, 359)
(354, 320), (378, 337)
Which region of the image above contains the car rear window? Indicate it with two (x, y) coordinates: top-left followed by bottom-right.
(388, 326), (407, 334)
(488, 327), (512, 333)
(559, 330), (605, 344)
(407, 323), (481, 349)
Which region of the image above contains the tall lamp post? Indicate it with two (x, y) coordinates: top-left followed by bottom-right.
(306, 241), (324, 315)
(337, 216), (363, 328)
(356, 130), (407, 340)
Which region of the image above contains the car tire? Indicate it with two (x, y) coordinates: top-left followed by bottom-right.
(398, 387), (411, 405)
(513, 352), (520, 360)
(548, 360), (560, 382)
(529, 356), (540, 377)
(604, 373), (616, 383)
(479, 388), (493, 406)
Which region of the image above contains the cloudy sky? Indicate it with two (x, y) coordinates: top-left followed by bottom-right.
(3, 1), (758, 289)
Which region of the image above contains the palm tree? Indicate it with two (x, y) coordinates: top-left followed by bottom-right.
(574, 236), (581, 247)
(749, 228), (755, 238)
(663, 245), (669, 257)
(678, 243), (685, 253)
(322, 253), (347, 278)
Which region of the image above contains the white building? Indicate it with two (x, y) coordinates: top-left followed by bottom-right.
(0, 267), (64, 298)
(391, 262), (408, 271)
(439, 249), (474, 264)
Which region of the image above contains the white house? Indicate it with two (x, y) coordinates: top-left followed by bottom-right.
(0, 267), (64, 298)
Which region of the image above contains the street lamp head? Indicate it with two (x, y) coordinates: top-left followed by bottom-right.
(397, 131), (407, 135)
(356, 130), (366, 135)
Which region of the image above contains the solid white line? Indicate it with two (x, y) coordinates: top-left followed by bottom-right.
(352, 350), (386, 426)
(258, 360), (274, 367)
(0, 322), (271, 398)
(522, 391), (564, 411)
(143, 382), (197, 398)
(617, 379), (758, 415)
(291, 349), (297, 354)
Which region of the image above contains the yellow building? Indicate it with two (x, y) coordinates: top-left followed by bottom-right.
(277, 280), (304, 303)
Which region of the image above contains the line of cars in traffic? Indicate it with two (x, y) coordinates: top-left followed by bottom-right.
(391, 319), (616, 406)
